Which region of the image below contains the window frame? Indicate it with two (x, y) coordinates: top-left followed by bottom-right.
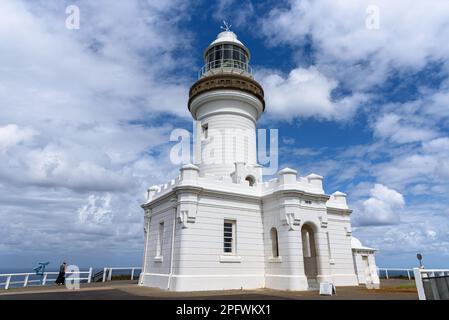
(205, 44), (249, 72)
(270, 227), (279, 258)
(156, 221), (164, 258)
(223, 220), (236, 254)
(202, 123), (209, 139)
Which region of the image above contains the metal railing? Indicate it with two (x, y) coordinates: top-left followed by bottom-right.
(414, 268), (449, 300)
(0, 268), (92, 290)
(198, 60), (252, 79)
(377, 267), (414, 280)
(101, 267), (142, 282)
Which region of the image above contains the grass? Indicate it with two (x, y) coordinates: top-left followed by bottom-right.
(378, 282), (417, 293)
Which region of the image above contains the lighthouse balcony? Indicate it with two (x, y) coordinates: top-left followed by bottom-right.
(199, 60), (253, 79)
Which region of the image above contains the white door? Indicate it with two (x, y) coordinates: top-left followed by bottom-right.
(363, 256), (372, 284)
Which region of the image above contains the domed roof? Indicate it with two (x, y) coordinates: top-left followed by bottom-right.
(351, 236), (376, 251)
(351, 236), (363, 249)
(204, 31), (250, 59)
(210, 31), (245, 47)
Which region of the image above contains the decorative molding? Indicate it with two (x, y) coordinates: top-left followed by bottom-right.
(189, 73), (265, 110)
(284, 212), (301, 231)
(153, 256), (164, 263)
(262, 202), (326, 213)
(199, 201), (261, 213)
(327, 217), (351, 223)
(269, 189), (330, 202)
(142, 192), (179, 210)
(197, 188), (261, 203)
(176, 192), (199, 228)
(149, 206), (175, 217)
(177, 209), (197, 228)
(327, 206), (353, 216)
(219, 255), (242, 263)
(319, 216), (328, 229)
(345, 226), (352, 236)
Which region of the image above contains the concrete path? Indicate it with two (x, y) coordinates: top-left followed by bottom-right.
(0, 279), (418, 300)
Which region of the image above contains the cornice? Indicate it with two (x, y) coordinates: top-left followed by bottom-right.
(188, 73), (265, 110)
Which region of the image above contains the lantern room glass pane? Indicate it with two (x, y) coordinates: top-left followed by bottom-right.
(204, 44), (249, 73)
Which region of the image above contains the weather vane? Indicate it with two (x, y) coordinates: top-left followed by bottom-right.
(220, 20), (232, 32)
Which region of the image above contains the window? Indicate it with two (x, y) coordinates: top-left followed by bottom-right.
(223, 220), (236, 254)
(202, 123), (208, 139)
(305, 200), (312, 205)
(302, 228), (311, 258)
(270, 227), (279, 257)
(205, 44), (249, 72)
(156, 221), (164, 257)
(245, 175), (255, 187)
(326, 232), (332, 260)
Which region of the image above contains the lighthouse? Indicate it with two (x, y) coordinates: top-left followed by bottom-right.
(139, 26), (379, 292)
(189, 28), (265, 179)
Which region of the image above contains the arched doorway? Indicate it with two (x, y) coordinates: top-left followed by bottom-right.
(301, 224), (318, 288)
(245, 175), (255, 186)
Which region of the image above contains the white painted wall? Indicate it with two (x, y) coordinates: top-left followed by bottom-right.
(140, 167), (365, 291)
(353, 250), (380, 288)
(190, 90), (263, 177)
(140, 198), (176, 289)
(326, 214), (359, 286)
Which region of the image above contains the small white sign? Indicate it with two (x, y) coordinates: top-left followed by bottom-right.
(319, 282), (335, 296)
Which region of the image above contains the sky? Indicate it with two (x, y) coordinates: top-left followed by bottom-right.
(1, 0), (449, 270)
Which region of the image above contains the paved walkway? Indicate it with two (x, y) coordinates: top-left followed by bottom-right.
(0, 279), (418, 300)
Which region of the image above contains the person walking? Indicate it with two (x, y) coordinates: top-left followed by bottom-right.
(55, 262), (67, 285)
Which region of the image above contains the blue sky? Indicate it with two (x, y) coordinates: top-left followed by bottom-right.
(1, 0), (449, 270)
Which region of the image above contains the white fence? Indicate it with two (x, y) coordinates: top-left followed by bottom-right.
(1, 266), (142, 290)
(101, 267), (141, 282)
(377, 268), (414, 280)
(414, 268), (449, 300)
(0, 268), (92, 290)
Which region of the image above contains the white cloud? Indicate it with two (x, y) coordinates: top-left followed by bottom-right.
(255, 1), (449, 264)
(0, 124), (36, 153)
(282, 137), (296, 145)
(0, 0), (193, 267)
(374, 148), (449, 189)
(258, 67), (366, 121)
(212, 0), (255, 27)
(256, 0), (449, 123)
(356, 184), (405, 226)
(423, 137), (449, 153)
(374, 113), (439, 144)
(261, 0), (449, 88)
(78, 194), (113, 225)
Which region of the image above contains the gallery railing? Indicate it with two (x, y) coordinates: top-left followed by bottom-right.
(198, 60), (253, 79)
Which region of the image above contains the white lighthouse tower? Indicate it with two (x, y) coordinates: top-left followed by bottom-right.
(139, 27), (379, 292)
(190, 27), (265, 179)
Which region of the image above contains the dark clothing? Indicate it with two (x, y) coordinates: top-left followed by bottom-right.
(55, 264), (66, 285)
(55, 272), (65, 285)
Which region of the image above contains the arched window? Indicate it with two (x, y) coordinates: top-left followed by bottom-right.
(301, 224), (318, 278)
(245, 175), (255, 187)
(301, 225), (316, 258)
(270, 227), (279, 257)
